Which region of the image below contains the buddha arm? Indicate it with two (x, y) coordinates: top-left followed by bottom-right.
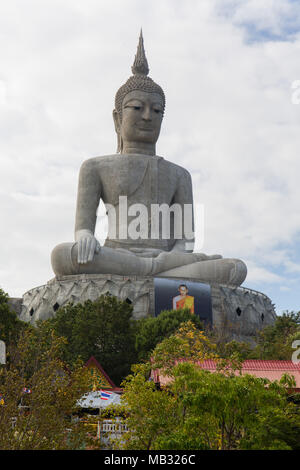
(171, 169), (195, 253)
(75, 159), (102, 237)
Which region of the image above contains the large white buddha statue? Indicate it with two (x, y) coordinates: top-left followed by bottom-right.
(51, 32), (247, 287)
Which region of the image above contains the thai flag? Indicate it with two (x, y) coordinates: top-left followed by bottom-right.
(100, 390), (112, 400)
(22, 387), (31, 394)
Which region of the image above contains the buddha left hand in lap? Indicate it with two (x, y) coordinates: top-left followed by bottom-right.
(51, 32), (247, 287)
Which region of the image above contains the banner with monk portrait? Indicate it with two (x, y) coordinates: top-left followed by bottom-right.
(154, 278), (212, 324)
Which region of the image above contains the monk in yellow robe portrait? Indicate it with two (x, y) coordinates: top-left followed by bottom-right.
(172, 284), (194, 314)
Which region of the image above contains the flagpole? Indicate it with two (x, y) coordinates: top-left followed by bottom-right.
(98, 394), (102, 443)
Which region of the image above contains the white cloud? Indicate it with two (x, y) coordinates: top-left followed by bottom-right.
(216, 0), (300, 38)
(241, 261), (285, 284)
(279, 286), (292, 292)
(283, 260), (300, 273)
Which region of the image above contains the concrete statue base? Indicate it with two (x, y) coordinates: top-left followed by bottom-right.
(18, 274), (276, 343)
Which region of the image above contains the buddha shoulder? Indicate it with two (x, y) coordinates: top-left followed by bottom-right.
(78, 155), (192, 185)
(160, 158), (192, 184)
(79, 154), (123, 173)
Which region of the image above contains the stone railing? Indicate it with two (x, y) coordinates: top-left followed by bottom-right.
(101, 419), (128, 434)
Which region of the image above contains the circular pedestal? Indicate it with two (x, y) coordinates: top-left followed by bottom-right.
(19, 274), (276, 343)
(210, 284), (276, 343)
(20, 274), (154, 322)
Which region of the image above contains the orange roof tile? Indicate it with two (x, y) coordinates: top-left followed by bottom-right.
(152, 359), (300, 389)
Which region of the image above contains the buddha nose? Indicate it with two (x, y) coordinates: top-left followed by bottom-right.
(142, 106), (152, 121)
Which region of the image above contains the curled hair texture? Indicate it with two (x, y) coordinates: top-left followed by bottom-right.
(115, 75), (165, 117)
(114, 30), (166, 118)
(114, 30), (166, 152)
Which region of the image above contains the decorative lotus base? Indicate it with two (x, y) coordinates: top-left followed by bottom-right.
(18, 273), (276, 343)
(20, 274), (153, 322)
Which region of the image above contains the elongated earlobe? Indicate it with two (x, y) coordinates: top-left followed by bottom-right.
(117, 133), (123, 153)
(113, 109), (123, 153)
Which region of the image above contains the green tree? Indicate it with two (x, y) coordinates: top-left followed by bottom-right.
(251, 311), (300, 360)
(0, 288), (28, 345)
(152, 320), (218, 375)
(0, 327), (93, 450)
(170, 364), (300, 450)
(214, 339), (253, 360)
(115, 322), (300, 450)
(115, 362), (177, 450)
(45, 295), (137, 385)
(134, 309), (203, 362)
(117, 362), (300, 450)
(116, 322), (219, 450)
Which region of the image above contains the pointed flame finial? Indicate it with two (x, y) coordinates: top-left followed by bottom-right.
(131, 29), (149, 76)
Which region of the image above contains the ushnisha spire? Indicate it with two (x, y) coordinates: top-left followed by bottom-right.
(114, 30), (165, 119)
(131, 29), (149, 76)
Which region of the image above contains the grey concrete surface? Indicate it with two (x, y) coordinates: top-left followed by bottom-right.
(51, 32), (247, 287)
(18, 274), (276, 343)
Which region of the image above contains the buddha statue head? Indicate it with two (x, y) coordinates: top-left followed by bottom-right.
(113, 31), (166, 155)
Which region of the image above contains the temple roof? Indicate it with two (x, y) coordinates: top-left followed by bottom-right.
(152, 359), (300, 390)
(84, 356), (122, 393)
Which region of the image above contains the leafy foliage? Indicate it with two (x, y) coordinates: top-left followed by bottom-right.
(1, 285), (299, 450)
(215, 339), (253, 361)
(134, 308), (203, 362)
(0, 288), (28, 345)
(44, 300), (205, 385)
(152, 320), (218, 375)
(0, 327), (93, 450)
(116, 323), (300, 450)
(44, 295), (137, 385)
(250, 311), (300, 360)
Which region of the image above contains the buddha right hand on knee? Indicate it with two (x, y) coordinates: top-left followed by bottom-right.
(75, 229), (101, 264)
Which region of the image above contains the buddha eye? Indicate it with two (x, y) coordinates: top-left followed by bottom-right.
(124, 102), (142, 111)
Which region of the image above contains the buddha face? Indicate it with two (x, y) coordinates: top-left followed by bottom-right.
(113, 90), (164, 150)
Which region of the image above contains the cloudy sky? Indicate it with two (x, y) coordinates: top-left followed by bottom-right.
(0, 0), (300, 314)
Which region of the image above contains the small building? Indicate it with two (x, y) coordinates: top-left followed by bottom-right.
(84, 356), (122, 394)
(152, 359), (300, 393)
(78, 356), (123, 411)
(78, 357), (126, 446)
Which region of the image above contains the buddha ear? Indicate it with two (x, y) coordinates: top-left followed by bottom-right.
(113, 109), (121, 133)
(113, 109), (122, 153)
